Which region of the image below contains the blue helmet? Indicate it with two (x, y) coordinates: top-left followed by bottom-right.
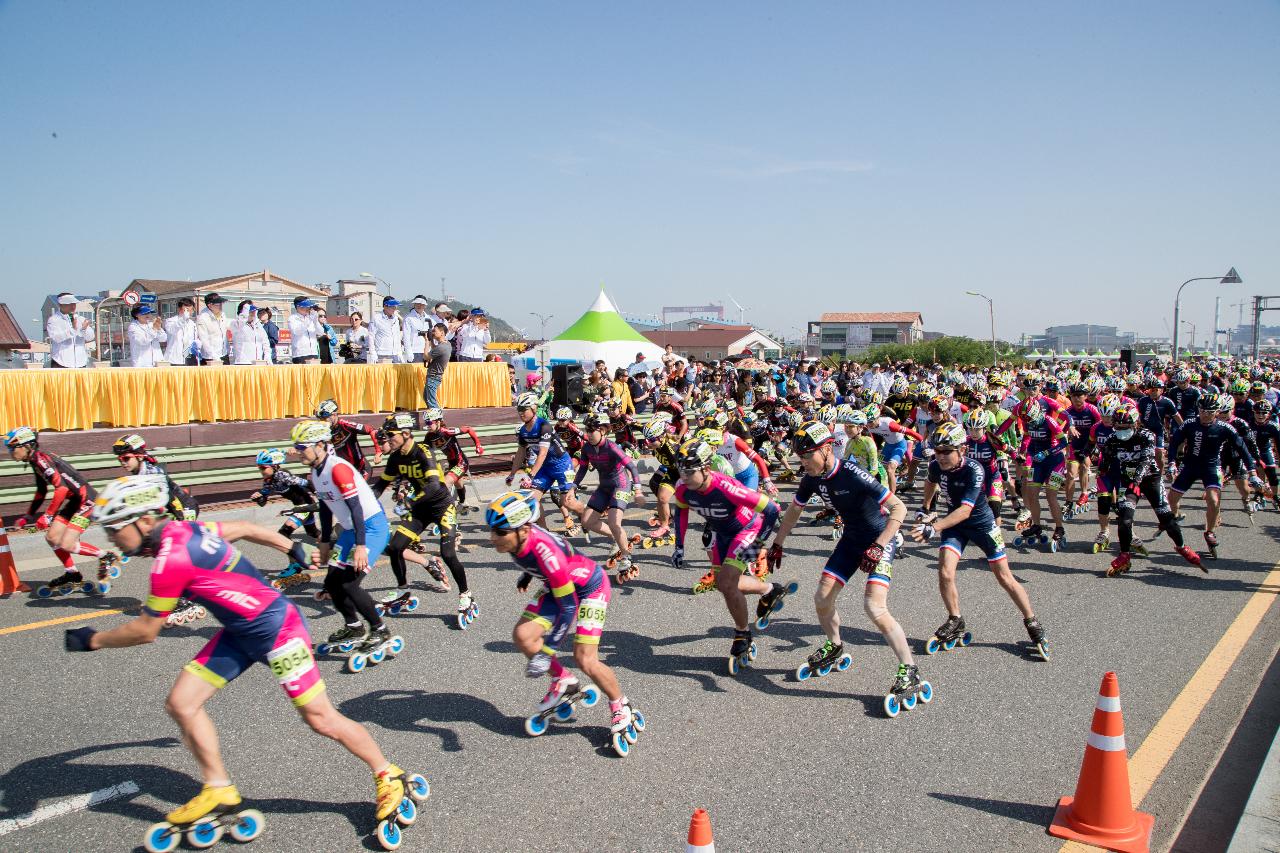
(486, 490), (539, 531)
(256, 448), (286, 467)
(4, 426), (36, 448)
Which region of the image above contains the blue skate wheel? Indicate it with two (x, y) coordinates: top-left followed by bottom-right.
(455, 613), (468, 630)
(837, 654), (853, 671)
(187, 816), (222, 848)
(396, 794), (418, 826)
(96, 581), (111, 595)
(525, 714), (548, 737)
(960, 632), (973, 647)
(943, 638), (957, 651)
(80, 580), (96, 594)
(472, 601), (480, 616)
(794, 663), (812, 682)
(376, 817), (403, 850)
(728, 655), (741, 676)
(633, 710), (646, 732)
(554, 702), (575, 722)
(918, 681), (934, 704)
(316, 643), (332, 655)
(406, 597), (419, 612)
(611, 731), (631, 757)
(109, 565), (121, 579)
(229, 809), (264, 843)
(925, 637), (940, 655)
(388, 636), (405, 655)
(747, 642), (757, 662)
(581, 686), (600, 707)
(347, 653), (368, 673)
(883, 694), (901, 718)
(120, 555), (131, 564)
(624, 724), (638, 744)
(903, 691), (918, 711)
(371, 646), (387, 664)
(340, 641), (357, 653)
(1050, 540), (1058, 553)
(388, 604), (402, 616)
(143, 822), (179, 853)
(58, 583), (75, 596)
(754, 614), (770, 630)
(407, 774), (430, 802)
(36, 585), (53, 599)
(818, 664), (833, 677)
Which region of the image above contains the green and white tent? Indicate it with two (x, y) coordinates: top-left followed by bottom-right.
(545, 290), (664, 370)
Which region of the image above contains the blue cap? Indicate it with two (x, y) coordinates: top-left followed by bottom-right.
(296, 298), (317, 309)
(471, 308), (485, 317)
(136, 305), (155, 316)
(383, 296), (400, 307)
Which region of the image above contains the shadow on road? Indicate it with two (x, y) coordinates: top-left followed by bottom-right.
(928, 792), (1056, 828)
(338, 689), (525, 752)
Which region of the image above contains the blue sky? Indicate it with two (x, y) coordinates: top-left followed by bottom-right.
(1, 2), (1276, 345)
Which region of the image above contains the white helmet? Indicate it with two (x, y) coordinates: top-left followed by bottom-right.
(516, 392), (541, 410)
(94, 475), (170, 530)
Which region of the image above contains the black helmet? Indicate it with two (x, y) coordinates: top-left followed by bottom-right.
(1198, 392), (1222, 411)
(791, 421), (834, 455)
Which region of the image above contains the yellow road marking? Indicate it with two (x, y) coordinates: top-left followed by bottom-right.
(1060, 560), (1280, 852)
(0, 609), (129, 636)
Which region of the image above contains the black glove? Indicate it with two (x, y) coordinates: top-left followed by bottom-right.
(860, 543), (885, 574)
(767, 543), (784, 571)
(516, 572), (533, 593)
(65, 627), (97, 652)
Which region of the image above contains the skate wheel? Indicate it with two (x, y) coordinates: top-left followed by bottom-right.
(580, 685), (600, 707)
(1035, 642), (1050, 661)
(395, 794), (418, 826)
(943, 638), (957, 651)
(794, 663), (812, 682)
(347, 653), (368, 673)
(388, 636), (405, 655)
(406, 773), (430, 802)
(187, 816), (223, 849)
(837, 653), (853, 671)
(376, 817), (403, 850)
(97, 581), (112, 594)
(371, 646), (387, 664)
(554, 702), (576, 722)
(960, 632), (973, 647)
(918, 681), (933, 703)
(407, 597), (419, 612)
(747, 642), (757, 662)
(388, 604), (402, 616)
(818, 664), (833, 677)
(109, 565), (121, 579)
(727, 655), (741, 677)
(611, 731), (631, 757)
(1050, 541), (1059, 553)
(883, 694), (901, 718)
(456, 612), (468, 630)
(525, 714), (549, 737)
(316, 643), (332, 655)
(229, 809), (265, 843)
(903, 691), (918, 711)
(195, 608), (206, 619)
(143, 822), (180, 853)
(754, 614), (770, 631)
(624, 724), (638, 745)
(340, 641), (357, 653)
(632, 710), (646, 732)
(36, 585), (53, 599)
(80, 581), (96, 594)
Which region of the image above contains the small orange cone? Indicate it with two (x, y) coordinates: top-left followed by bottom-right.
(686, 808), (714, 853)
(1048, 671), (1154, 853)
(0, 521), (30, 596)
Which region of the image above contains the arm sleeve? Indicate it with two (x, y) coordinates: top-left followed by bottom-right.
(46, 316), (75, 346)
(538, 556), (580, 650)
(318, 501), (334, 541)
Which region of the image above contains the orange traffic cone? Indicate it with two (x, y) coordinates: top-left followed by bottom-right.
(0, 521), (30, 596)
(686, 808), (714, 853)
(1048, 671), (1154, 853)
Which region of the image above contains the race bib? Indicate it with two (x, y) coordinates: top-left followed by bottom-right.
(989, 525), (1005, 550)
(266, 637), (315, 685)
(576, 599), (607, 632)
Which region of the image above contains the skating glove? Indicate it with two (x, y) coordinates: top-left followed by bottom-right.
(914, 510), (927, 522)
(767, 543), (784, 571)
(1032, 450), (1047, 463)
(475, 445), (485, 456)
(913, 523), (936, 543)
(12, 515), (32, 530)
(860, 544), (885, 573)
(526, 651), (552, 678)
(516, 572), (533, 593)
(35, 514), (53, 531)
(64, 627), (97, 652)
(670, 547), (685, 569)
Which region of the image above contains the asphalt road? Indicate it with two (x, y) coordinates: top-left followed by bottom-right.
(0, 475), (1276, 852)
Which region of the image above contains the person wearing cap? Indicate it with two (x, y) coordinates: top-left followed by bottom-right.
(231, 299), (271, 365)
(367, 295), (405, 363)
(164, 298), (198, 366)
(287, 296), (323, 364)
(423, 323), (451, 409)
(46, 292), (96, 369)
(403, 295), (433, 363)
(454, 307), (490, 362)
(126, 303), (167, 368)
(195, 292), (231, 365)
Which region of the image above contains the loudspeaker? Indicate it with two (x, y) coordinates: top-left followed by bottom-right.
(552, 364), (584, 408)
(1120, 348), (1134, 371)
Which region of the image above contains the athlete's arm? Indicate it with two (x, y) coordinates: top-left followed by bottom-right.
(84, 612), (167, 649)
(733, 435), (769, 479)
(772, 502), (806, 547)
(217, 520), (308, 565)
(888, 421), (924, 442)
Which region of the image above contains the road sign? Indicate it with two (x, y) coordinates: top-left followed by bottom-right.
(139, 292), (157, 305)
(121, 290), (139, 306)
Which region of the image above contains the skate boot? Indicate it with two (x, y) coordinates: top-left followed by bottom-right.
(317, 623), (366, 655)
(795, 639), (852, 681)
(97, 551), (122, 582)
(831, 519), (844, 541)
(347, 625), (402, 674)
(1013, 523), (1046, 548)
(754, 580), (799, 630)
(1177, 545), (1206, 573)
(538, 673), (580, 712)
(691, 567), (718, 595)
(35, 570), (86, 598)
(376, 589), (420, 617)
(613, 554), (639, 584)
(1131, 541), (1150, 558)
(1024, 616), (1049, 660)
(609, 698), (635, 734)
(1204, 530), (1218, 559)
(455, 591), (480, 629)
(883, 663), (932, 718)
(607, 698), (645, 757)
(727, 628), (756, 676)
(1049, 526), (1067, 553)
(271, 561), (312, 590)
(1107, 552), (1131, 578)
(1092, 530), (1110, 553)
(165, 599), (207, 627)
(1013, 508), (1033, 532)
(925, 615), (972, 654)
(371, 764), (431, 851)
(144, 784), (264, 853)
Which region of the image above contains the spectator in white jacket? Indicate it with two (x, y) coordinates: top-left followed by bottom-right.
(195, 292), (231, 365)
(403, 296), (433, 362)
(126, 305), (167, 368)
(46, 292), (96, 368)
(287, 297), (322, 364)
(231, 300), (271, 365)
(454, 308), (491, 361)
(367, 296), (406, 363)
(163, 297), (198, 366)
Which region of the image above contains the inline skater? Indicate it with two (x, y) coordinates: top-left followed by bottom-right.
(551, 406), (587, 535)
(670, 439), (788, 670)
(697, 424), (776, 495)
(770, 422), (926, 710)
(1015, 401), (1069, 551)
(606, 397), (638, 453)
(372, 413), (473, 623)
(1253, 401), (1280, 509)
(1168, 392), (1253, 558)
(567, 413), (644, 583)
(292, 420), (394, 654)
(314, 399), (385, 481)
(1216, 396), (1265, 519)
(1063, 384), (1103, 518)
(486, 490), (636, 739)
(508, 392), (576, 534)
(420, 407), (485, 513)
(64, 476), (419, 849)
(5, 427), (119, 595)
(1136, 377), (1180, 479)
(962, 409), (1005, 523)
(867, 407), (924, 494)
(640, 418), (682, 544)
(1099, 404), (1201, 575)
(249, 448), (319, 589)
(912, 423), (1048, 660)
(653, 387), (690, 439)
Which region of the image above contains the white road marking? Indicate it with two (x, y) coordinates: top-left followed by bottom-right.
(0, 780), (140, 835)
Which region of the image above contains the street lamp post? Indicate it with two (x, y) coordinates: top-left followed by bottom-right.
(1180, 320), (1196, 354)
(965, 290), (997, 366)
(358, 272), (392, 297)
(530, 312), (554, 380)
(1172, 268), (1241, 361)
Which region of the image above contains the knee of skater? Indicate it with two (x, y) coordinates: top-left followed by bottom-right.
(301, 707), (341, 739)
(863, 596), (889, 623)
(164, 696), (197, 725)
